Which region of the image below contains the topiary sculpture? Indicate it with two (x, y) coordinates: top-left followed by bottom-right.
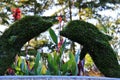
(60, 20), (120, 78)
(0, 16), (53, 75)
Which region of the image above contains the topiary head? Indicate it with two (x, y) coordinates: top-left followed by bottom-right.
(60, 20), (111, 45)
(60, 20), (92, 45)
(14, 16), (53, 35)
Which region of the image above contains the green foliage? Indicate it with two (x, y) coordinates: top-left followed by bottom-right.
(0, 15), (53, 75)
(60, 20), (120, 78)
(20, 0), (53, 14)
(29, 39), (48, 49)
(20, 59), (29, 75)
(20, 49), (37, 56)
(34, 52), (41, 74)
(14, 52), (46, 75)
(79, 8), (93, 20)
(116, 19), (120, 24)
(59, 40), (66, 56)
(12, 56), (32, 75)
(61, 52), (77, 75)
(84, 54), (94, 68)
(47, 52), (59, 75)
(99, 0), (120, 4)
(49, 28), (58, 44)
(42, 16), (58, 24)
(13, 56), (24, 75)
(47, 51), (77, 75)
(47, 26), (77, 75)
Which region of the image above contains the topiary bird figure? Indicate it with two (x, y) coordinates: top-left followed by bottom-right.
(0, 16), (53, 75)
(60, 20), (120, 78)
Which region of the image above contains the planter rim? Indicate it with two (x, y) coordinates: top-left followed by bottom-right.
(0, 76), (119, 80)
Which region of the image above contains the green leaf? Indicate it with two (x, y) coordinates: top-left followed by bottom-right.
(47, 54), (59, 75)
(61, 52), (77, 75)
(69, 53), (77, 75)
(20, 59), (29, 75)
(49, 28), (58, 44)
(37, 63), (42, 75)
(60, 40), (66, 56)
(20, 59), (25, 72)
(15, 66), (21, 71)
(34, 52), (41, 74)
(75, 50), (80, 63)
(61, 61), (69, 75)
(24, 61), (29, 75)
(17, 57), (22, 67)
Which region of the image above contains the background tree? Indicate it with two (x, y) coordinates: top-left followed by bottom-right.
(0, 0), (54, 25)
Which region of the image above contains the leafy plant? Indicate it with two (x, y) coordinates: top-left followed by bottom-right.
(61, 52), (77, 75)
(14, 52), (47, 75)
(47, 52), (59, 75)
(48, 28), (77, 75)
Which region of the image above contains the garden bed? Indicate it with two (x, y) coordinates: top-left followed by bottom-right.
(0, 76), (119, 80)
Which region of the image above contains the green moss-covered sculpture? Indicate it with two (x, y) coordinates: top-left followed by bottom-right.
(60, 20), (120, 78)
(0, 16), (53, 75)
